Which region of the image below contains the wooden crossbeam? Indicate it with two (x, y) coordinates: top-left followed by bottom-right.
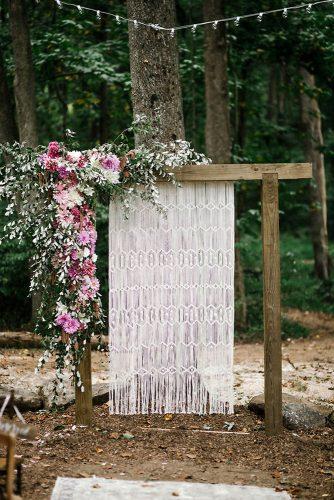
(167, 163), (312, 181)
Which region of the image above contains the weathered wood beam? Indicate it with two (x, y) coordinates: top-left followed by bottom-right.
(261, 173), (283, 435)
(75, 341), (93, 426)
(165, 163), (312, 181)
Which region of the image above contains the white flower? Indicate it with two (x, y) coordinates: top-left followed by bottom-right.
(67, 151), (82, 162)
(91, 157), (101, 169)
(104, 170), (120, 184)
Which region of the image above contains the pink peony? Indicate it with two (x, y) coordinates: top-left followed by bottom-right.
(102, 154), (120, 171)
(47, 141), (60, 158)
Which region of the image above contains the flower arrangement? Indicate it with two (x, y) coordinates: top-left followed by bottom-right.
(0, 121), (208, 398)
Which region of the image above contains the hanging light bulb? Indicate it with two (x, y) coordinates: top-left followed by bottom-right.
(191, 24), (197, 33)
(96, 10), (101, 20)
(234, 16), (240, 26)
(306, 4), (312, 13)
(283, 8), (288, 18)
(170, 28), (175, 38)
(115, 15), (121, 24)
(257, 12), (263, 22)
(55, 0), (62, 8)
(133, 20), (138, 28)
(212, 20), (218, 29)
(77, 5), (83, 14)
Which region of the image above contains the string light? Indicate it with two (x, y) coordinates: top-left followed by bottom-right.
(51, 0), (333, 33)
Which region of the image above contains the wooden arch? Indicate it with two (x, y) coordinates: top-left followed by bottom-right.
(75, 162), (312, 436)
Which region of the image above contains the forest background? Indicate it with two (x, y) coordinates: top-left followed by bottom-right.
(1, 0), (333, 339)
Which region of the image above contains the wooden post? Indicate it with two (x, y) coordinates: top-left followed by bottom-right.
(261, 173), (283, 435)
(75, 341), (93, 426)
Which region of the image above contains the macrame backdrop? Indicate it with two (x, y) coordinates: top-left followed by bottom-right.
(108, 181), (234, 415)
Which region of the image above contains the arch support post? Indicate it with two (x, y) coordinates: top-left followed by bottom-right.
(75, 341), (93, 426)
(261, 172), (283, 435)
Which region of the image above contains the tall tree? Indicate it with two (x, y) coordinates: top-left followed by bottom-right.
(9, 0), (38, 146)
(204, 0), (247, 329)
(299, 67), (330, 280)
(126, 0), (185, 145)
(9, 0), (40, 322)
(204, 0), (230, 162)
(0, 46), (17, 143)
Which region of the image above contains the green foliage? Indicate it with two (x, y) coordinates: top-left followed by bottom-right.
(240, 231), (334, 339)
(1, 0), (334, 335)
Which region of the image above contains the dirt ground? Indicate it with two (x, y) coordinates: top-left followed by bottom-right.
(15, 405), (334, 499)
(1, 308), (334, 499)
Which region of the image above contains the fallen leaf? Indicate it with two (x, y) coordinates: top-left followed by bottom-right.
(110, 432), (120, 439)
(164, 414), (174, 421)
(96, 448), (103, 454)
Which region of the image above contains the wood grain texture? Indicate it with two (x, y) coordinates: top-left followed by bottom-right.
(161, 163), (312, 181)
(75, 341), (93, 426)
(261, 173), (283, 435)
(0, 431), (16, 500)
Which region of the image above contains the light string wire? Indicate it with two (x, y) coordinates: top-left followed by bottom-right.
(51, 0), (334, 32)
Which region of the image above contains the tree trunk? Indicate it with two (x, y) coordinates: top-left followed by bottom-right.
(0, 46), (17, 143)
(204, 0), (230, 162)
(126, 0), (184, 146)
(204, 0), (247, 330)
(9, 0), (40, 322)
(267, 65), (278, 123)
(9, 0), (38, 146)
(299, 67), (330, 280)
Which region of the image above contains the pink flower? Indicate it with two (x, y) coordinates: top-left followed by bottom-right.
(82, 259), (96, 277)
(47, 141), (60, 158)
(102, 154), (120, 171)
(55, 313), (81, 334)
(70, 249), (79, 261)
(77, 230), (91, 245)
(68, 263), (79, 279)
(80, 277), (100, 300)
(58, 165), (70, 178)
(43, 157), (59, 172)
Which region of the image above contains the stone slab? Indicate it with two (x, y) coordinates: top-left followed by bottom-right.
(51, 478), (290, 500)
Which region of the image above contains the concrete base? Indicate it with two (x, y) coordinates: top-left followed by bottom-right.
(51, 478), (290, 499)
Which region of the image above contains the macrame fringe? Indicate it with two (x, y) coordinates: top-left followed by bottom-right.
(109, 181), (235, 415)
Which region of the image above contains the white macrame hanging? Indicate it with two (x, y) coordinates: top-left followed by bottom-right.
(108, 181), (234, 415)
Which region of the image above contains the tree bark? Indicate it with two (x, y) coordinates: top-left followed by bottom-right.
(126, 0), (185, 146)
(9, 0), (38, 146)
(204, 0), (247, 329)
(204, 0), (230, 162)
(299, 67), (330, 280)
(9, 0), (40, 322)
(0, 46), (17, 143)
